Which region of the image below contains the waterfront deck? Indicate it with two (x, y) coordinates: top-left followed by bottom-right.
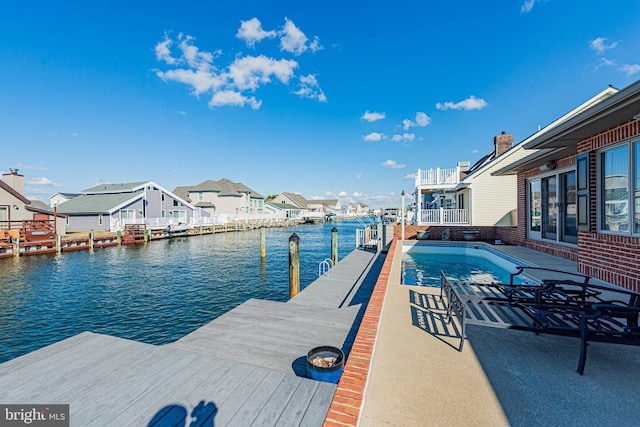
(0, 248), (383, 426)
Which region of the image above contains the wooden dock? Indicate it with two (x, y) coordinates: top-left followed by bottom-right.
(0, 248), (384, 426)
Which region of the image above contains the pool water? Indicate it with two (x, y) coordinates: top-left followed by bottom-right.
(402, 252), (522, 287)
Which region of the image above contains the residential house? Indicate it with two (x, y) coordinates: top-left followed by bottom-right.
(49, 192), (81, 207)
(0, 168), (66, 234)
(495, 80), (640, 292)
(173, 178), (266, 223)
(57, 181), (209, 232)
(414, 86), (619, 228)
(270, 192), (309, 210)
(264, 202), (301, 220)
(342, 202), (370, 217)
(308, 199), (341, 216)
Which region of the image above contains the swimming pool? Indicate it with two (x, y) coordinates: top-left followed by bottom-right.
(401, 243), (531, 287)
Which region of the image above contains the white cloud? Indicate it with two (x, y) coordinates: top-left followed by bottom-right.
(236, 18), (277, 47)
(155, 28), (324, 110)
(363, 132), (385, 142)
(382, 159), (405, 169)
(209, 91), (261, 109)
(402, 112), (431, 130)
(156, 68), (224, 96)
(352, 192), (362, 198)
(361, 111), (385, 122)
(436, 96), (488, 111)
(589, 37), (620, 53)
(309, 36), (324, 52)
(620, 64), (640, 76)
(155, 34), (177, 65)
(521, 0), (535, 13)
(177, 34), (215, 70)
(391, 133), (415, 142)
(26, 177), (62, 187)
(72, 132), (79, 137)
(355, 173), (362, 180)
(294, 73), (327, 102)
(228, 55), (298, 90)
(337, 191), (348, 197)
(403, 173), (417, 180)
(280, 18), (309, 55)
(177, 111), (186, 115)
(471, 149), (480, 154)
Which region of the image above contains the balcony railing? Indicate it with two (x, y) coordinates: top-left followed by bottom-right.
(419, 209), (469, 225)
(416, 167), (460, 187)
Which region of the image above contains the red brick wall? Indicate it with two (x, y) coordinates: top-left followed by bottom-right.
(395, 225), (496, 241)
(512, 119), (640, 291)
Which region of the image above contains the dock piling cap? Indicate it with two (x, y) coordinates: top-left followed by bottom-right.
(289, 233), (299, 242)
(331, 227), (338, 232)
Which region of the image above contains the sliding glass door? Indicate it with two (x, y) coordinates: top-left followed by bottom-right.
(529, 170), (577, 244)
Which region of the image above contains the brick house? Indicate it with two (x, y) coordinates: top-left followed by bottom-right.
(496, 79), (640, 291)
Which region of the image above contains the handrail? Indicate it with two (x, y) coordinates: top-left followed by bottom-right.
(319, 258), (333, 277)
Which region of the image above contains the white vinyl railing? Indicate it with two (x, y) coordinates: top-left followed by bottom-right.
(419, 209), (469, 225)
(416, 167), (459, 186)
(356, 226), (379, 249)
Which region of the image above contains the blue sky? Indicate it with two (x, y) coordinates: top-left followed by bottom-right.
(2, 1), (640, 209)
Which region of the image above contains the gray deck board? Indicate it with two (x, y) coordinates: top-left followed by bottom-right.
(0, 248), (382, 426)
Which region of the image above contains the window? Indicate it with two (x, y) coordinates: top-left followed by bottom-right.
(98, 214), (103, 225)
(120, 209), (135, 222)
(172, 210), (186, 222)
(173, 199), (180, 207)
(161, 210), (166, 218)
(198, 192), (203, 201)
(600, 145), (630, 232)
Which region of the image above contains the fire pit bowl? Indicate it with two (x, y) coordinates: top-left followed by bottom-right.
(307, 346), (345, 383)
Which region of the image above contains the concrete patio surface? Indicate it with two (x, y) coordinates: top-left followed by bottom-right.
(360, 241), (640, 426)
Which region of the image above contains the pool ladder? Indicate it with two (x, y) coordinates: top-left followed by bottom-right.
(319, 258), (333, 277)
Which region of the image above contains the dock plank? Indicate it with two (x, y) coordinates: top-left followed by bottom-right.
(0, 248), (381, 426)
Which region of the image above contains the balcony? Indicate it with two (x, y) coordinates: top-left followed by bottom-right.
(418, 208), (469, 225)
(415, 162), (470, 190)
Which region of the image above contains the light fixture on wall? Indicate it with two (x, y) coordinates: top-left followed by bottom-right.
(539, 161), (557, 172)
(13, 205), (19, 210)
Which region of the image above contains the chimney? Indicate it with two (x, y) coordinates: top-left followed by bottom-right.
(494, 131), (514, 157)
(2, 168), (25, 195)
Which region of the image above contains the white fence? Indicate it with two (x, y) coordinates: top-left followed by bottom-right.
(419, 208), (469, 225)
(110, 212), (289, 231)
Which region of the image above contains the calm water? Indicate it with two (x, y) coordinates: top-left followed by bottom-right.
(402, 252), (517, 287)
(0, 220), (365, 363)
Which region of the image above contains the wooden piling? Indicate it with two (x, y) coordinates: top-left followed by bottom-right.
(331, 227), (338, 266)
(56, 235), (61, 254)
(89, 232), (94, 252)
(116, 230), (122, 246)
(12, 237), (19, 257)
(289, 233), (300, 299)
(260, 227), (266, 259)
